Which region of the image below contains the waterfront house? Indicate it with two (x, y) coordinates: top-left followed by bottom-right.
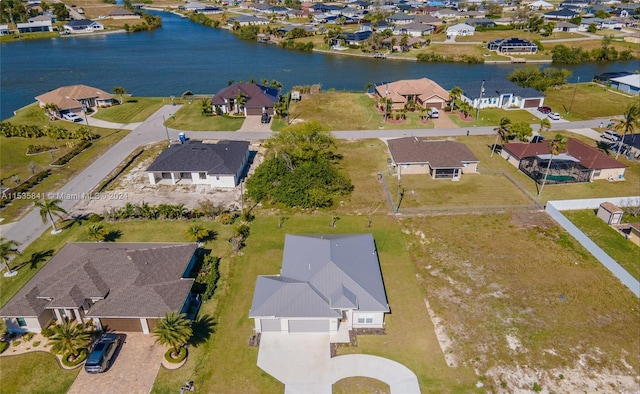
(227, 15), (269, 26)
(146, 140), (250, 188)
(211, 82), (280, 116)
(387, 137), (480, 180)
(0, 24), (11, 35)
(249, 234), (390, 334)
(609, 74), (640, 95)
(0, 243), (199, 334)
(375, 78), (450, 111)
(108, 8), (141, 19)
(35, 84), (114, 117)
(63, 19), (104, 33)
(487, 37), (538, 54)
(17, 20), (53, 33)
(458, 79), (545, 110)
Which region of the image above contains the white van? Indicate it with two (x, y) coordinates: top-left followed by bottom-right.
(429, 107), (440, 118)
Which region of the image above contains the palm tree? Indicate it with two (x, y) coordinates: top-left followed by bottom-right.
(612, 103), (640, 159)
(234, 92), (247, 115)
(112, 87), (127, 105)
(87, 223), (106, 242)
(364, 82), (373, 93)
(152, 311), (193, 358)
(449, 86), (463, 112)
(539, 118), (551, 133)
(0, 237), (20, 277)
(43, 103), (60, 119)
(185, 224), (209, 244)
(538, 134), (568, 197)
(47, 321), (91, 358)
(34, 198), (67, 234)
(491, 117), (513, 157)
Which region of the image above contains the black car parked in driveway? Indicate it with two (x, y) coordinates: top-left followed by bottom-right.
(85, 333), (121, 373)
(261, 112), (271, 124)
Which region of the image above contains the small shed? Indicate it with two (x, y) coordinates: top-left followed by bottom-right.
(597, 202), (623, 225)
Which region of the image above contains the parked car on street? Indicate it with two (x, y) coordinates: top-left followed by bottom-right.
(531, 135), (545, 143)
(63, 113), (83, 122)
(547, 112), (561, 120)
(537, 106), (552, 114)
(261, 112), (271, 124)
(85, 333), (120, 374)
(601, 130), (622, 142)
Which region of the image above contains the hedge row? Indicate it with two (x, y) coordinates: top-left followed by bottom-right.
(0, 169), (52, 209)
(51, 141), (91, 166)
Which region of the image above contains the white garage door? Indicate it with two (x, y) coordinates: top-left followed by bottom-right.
(288, 320), (329, 333)
(261, 319), (281, 332)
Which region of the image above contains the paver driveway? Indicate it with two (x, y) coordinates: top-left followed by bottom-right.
(257, 332), (420, 394)
(68, 333), (165, 394)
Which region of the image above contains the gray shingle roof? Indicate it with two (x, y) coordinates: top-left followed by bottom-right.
(249, 234), (389, 319)
(146, 140), (248, 175)
(458, 79), (545, 100)
(388, 137), (479, 168)
(0, 243), (197, 319)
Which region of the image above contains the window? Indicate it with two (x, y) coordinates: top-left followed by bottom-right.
(593, 170), (601, 177)
(356, 313), (374, 324)
(16, 317), (27, 327)
(199, 172), (206, 180)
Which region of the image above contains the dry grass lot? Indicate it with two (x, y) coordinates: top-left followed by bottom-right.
(288, 92), (381, 130)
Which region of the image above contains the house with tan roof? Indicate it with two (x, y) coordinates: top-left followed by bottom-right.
(35, 84), (114, 117)
(0, 243), (199, 334)
(387, 137), (479, 180)
(108, 8), (141, 19)
(501, 138), (627, 183)
(375, 78), (449, 111)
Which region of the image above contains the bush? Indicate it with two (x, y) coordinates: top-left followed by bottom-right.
(51, 140), (91, 166)
(0, 169), (52, 209)
(88, 213), (103, 223)
(41, 325), (55, 338)
(0, 341), (8, 354)
(61, 348), (87, 367)
(32, 341), (41, 347)
(218, 212), (237, 225)
(22, 332), (34, 341)
(164, 346), (187, 363)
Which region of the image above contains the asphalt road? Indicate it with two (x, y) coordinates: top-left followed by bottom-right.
(0, 105), (611, 251)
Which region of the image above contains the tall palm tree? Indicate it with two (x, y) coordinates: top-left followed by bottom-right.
(43, 103), (60, 119)
(47, 321), (91, 358)
(0, 237), (20, 277)
(538, 134), (568, 197)
(152, 311), (193, 358)
(449, 86), (463, 112)
(234, 92), (247, 115)
(35, 198), (67, 234)
(491, 117), (513, 157)
(112, 87), (127, 105)
(612, 103), (640, 159)
(185, 224), (209, 244)
(87, 223), (106, 242)
(539, 117), (551, 133)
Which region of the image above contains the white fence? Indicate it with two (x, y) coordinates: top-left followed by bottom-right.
(545, 197), (640, 297)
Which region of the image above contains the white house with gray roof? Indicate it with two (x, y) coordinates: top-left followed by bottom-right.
(146, 140), (249, 188)
(249, 234), (389, 334)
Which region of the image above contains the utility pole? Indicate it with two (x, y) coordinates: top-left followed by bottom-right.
(162, 114), (171, 146)
(568, 76), (580, 115)
(83, 109), (93, 143)
(475, 80), (485, 121)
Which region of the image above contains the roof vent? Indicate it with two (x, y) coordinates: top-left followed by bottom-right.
(308, 264), (311, 270)
(144, 261), (149, 265)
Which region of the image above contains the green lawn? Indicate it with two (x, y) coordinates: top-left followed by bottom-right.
(0, 352), (80, 393)
(543, 83), (637, 121)
(448, 108), (541, 128)
(91, 97), (166, 123)
(563, 209), (640, 281)
(288, 92), (381, 130)
(164, 100), (245, 131)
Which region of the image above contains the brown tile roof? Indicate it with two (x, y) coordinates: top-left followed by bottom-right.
(502, 138), (627, 170)
(35, 84), (113, 110)
(211, 83), (280, 109)
(0, 243), (197, 319)
(375, 78), (449, 105)
(388, 137), (479, 168)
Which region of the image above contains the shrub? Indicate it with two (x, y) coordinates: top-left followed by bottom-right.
(51, 140), (91, 166)
(0, 169), (52, 209)
(33, 341), (41, 347)
(164, 346), (187, 363)
(0, 341), (8, 354)
(41, 325), (55, 338)
(88, 213), (103, 223)
(533, 382), (542, 392)
(61, 348), (87, 367)
(219, 212), (237, 225)
(22, 332), (34, 341)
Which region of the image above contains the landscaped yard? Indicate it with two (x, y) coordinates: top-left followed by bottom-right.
(0, 352), (80, 393)
(563, 209), (640, 281)
(91, 97), (166, 123)
(164, 99), (245, 131)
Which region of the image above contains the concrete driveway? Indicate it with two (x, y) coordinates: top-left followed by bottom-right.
(68, 333), (165, 394)
(257, 332), (420, 394)
(239, 115), (273, 132)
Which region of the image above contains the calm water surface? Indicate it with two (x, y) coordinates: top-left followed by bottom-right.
(0, 11), (634, 120)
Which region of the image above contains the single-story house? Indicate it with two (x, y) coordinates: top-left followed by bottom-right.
(593, 71), (633, 84)
(414, 14), (442, 26)
(227, 15), (269, 26)
(108, 8), (141, 19)
(0, 243), (199, 334)
(146, 140), (249, 188)
(375, 77), (450, 111)
(249, 234), (390, 334)
(609, 74), (640, 95)
(559, 0), (589, 8)
(392, 22), (435, 36)
(544, 8), (580, 21)
(500, 138), (627, 183)
(529, 0), (554, 10)
(432, 8), (457, 19)
(386, 13), (416, 24)
(597, 202), (623, 225)
(335, 29), (373, 45)
(179, 2), (209, 11)
(554, 21), (579, 32)
(0, 24), (11, 35)
(446, 23), (475, 37)
(211, 82), (281, 116)
(466, 18), (496, 28)
(458, 79), (545, 110)
(28, 14), (55, 23)
(488, 37), (538, 54)
(387, 137), (479, 180)
(63, 19), (104, 33)
(16, 20), (52, 33)
(623, 32), (640, 44)
(35, 84), (114, 116)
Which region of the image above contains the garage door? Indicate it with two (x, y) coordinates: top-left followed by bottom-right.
(288, 320), (329, 333)
(425, 102), (442, 110)
(146, 319), (158, 332)
(261, 319), (281, 332)
(523, 99), (539, 108)
(246, 107), (263, 116)
(100, 318), (142, 332)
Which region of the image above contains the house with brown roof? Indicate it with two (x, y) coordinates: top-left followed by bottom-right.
(387, 137), (479, 180)
(501, 138), (627, 183)
(211, 83), (281, 116)
(375, 78), (449, 111)
(35, 84), (114, 117)
(108, 8), (141, 19)
(0, 243), (199, 334)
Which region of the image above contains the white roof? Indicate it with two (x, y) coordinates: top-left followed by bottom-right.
(611, 74), (640, 89)
(16, 20), (52, 28)
(446, 23), (475, 32)
(530, 0), (553, 6)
